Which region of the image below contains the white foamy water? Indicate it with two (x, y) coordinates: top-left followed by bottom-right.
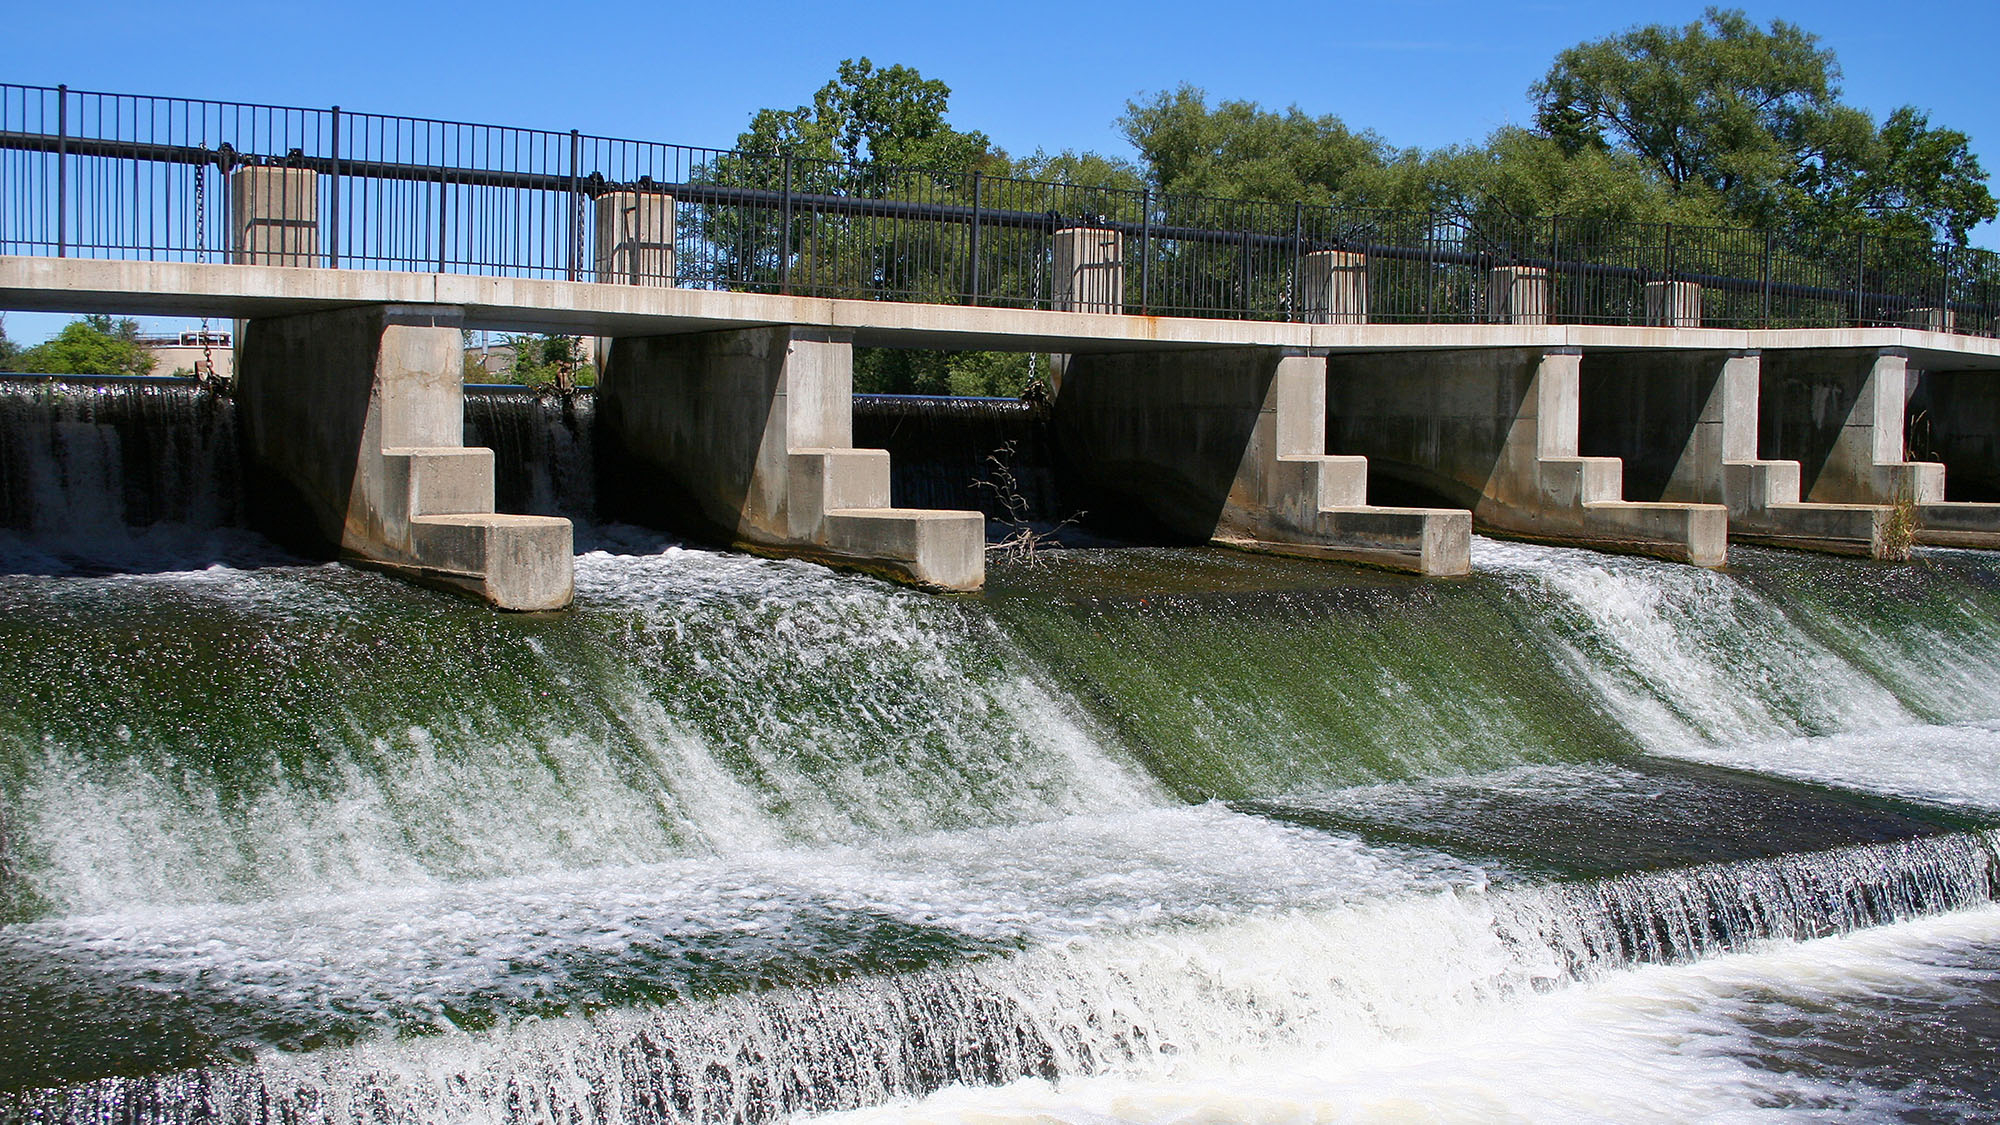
(1, 545), (1162, 916)
(1660, 719), (2000, 815)
(811, 905), (2000, 1125)
(1472, 537), (1917, 749)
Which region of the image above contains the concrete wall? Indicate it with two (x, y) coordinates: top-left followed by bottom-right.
(1759, 348), (1942, 504)
(600, 325), (984, 590)
(1054, 347), (1470, 574)
(1910, 370), (2000, 501)
(1327, 346), (1726, 563)
(230, 166), (319, 267)
(236, 303), (573, 609)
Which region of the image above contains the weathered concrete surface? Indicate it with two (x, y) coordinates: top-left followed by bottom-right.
(594, 190), (675, 286)
(1299, 251), (1368, 325)
(1486, 267), (1548, 325)
(1329, 346), (1727, 564)
(1761, 347), (2000, 546)
(1053, 347), (1470, 575)
(15, 257), (2000, 366)
(1580, 349), (1894, 557)
(1909, 369), (2000, 501)
(235, 303), (574, 609)
(230, 166), (319, 267)
(600, 326), (983, 590)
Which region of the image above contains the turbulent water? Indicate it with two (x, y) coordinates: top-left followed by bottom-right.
(2, 381), (1999, 1122)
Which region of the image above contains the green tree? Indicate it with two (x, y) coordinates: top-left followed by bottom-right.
(1531, 8), (1994, 243)
(504, 333), (595, 391)
(0, 316), (16, 370)
(1119, 85), (1399, 206)
(14, 316), (155, 376)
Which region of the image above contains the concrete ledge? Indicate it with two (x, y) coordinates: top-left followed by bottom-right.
(1219, 506), (1472, 576)
(1916, 502), (2000, 548)
(407, 514), (575, 611)
(822, 508), (985, 591)
(1733, 503), (1891, 557)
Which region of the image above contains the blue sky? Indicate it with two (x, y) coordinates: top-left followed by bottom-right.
(4, 0), (1996, 341)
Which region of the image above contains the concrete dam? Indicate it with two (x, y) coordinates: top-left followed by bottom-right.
(4, 84), (2000, 1124)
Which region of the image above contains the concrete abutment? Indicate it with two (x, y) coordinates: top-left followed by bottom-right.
(235, 303), (575, 610)
(1760, 347), (2000, 547)
(1578, 349), (1895, 557)
(1053, 347), (1471, 575)
(600, 326), (985, 591)
(1326, 347), (1727, 565)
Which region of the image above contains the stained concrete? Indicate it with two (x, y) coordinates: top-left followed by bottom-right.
(1054, 347), (1470, 575)
(1760, 347), (2000, 547)
(1328, 346), (1726, 564)
(600, 326), (984, 591)
(1580, 349), (1894, 557)
(235, 303), (574, 609)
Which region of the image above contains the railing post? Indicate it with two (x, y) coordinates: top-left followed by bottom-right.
(1289, 203), (1304, 321)
(327, 105), (341, 269)
(1855, 232), (1866, 325)
(1240, 227), (1252, 317)
(1139, 188), (1152, 315)
(968, 170), (982, 304)
(1762, 230), (1774, 327)
(779, 154), (793, 295)
(566, 129), (582, 281)
(55, 85), (67, 258)
(436, 153), (450, 274)
(1548, 215), (1560, 320)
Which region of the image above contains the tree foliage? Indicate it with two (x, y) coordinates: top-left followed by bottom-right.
(13, 316), (155, 377)
(503, 333), (595, 391)
(1531, 8), (1994, 242)
(1119, 85), (1407, 207)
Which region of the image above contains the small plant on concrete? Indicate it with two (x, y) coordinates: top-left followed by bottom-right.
(1880, 496), (1919, 562)
(972, 441), (1081, 566)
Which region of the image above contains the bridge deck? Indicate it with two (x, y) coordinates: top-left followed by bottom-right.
(8, 256), (2000, 367)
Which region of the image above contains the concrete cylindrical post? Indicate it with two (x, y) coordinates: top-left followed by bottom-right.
(1300, 250), (1369, 324)
(1645, 280), (1703, 328)
(593, 191), (677, 286)
(1485, 266), (1549, 325)
(230, 166), (320, 267)
(1053, 226), (1124, 314)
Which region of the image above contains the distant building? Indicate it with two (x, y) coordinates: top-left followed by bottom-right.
(138, 330), (232, 380)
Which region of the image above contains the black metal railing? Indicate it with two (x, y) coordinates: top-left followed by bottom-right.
(3, 82), (1996, 336)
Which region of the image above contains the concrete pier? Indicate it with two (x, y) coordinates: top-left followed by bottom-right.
(600, 326), (984, 590)
(1761, 347), (2000, 547)
(1579, 349), (1895, 557)
(1327, 347), (1727, 564)
(1054, 347), (1471, 575)
(236, 304), (575, 610)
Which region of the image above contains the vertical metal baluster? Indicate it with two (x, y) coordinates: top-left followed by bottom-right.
(566, 129), (581, 281)
(55, 85), (67, 257)
(779, 155), (793, 295)
(328, 106), (341, 268)
(1140, 189), (1152, 315)
(968, 170), (982, 304)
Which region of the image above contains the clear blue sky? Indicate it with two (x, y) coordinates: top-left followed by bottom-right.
(4, 0), (1995, 341)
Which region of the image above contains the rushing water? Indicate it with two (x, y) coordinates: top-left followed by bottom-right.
(2, 381), (1999, 1122)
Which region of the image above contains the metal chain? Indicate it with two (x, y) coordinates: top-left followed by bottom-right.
(194, 157), (218, 385)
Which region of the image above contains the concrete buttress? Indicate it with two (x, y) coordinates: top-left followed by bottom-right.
(1327, 347), (1727, 565)
(1053, 347), (1471, 575)
(235, 303), (575, 610)
(600, 326), (985, 591)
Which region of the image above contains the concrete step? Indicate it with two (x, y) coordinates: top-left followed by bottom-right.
(1916, 502), (2000, 548)
(822, 508), (984, 592)
(382, 446), (496, 518)
(409, 513), (575, 610)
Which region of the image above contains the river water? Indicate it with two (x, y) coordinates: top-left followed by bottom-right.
(0, 382), (1996, 1122)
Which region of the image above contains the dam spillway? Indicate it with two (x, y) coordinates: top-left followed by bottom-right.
(1, 382), (2000, 1121)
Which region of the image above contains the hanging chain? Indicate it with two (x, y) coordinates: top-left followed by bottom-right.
(194, 156), (220, 387)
